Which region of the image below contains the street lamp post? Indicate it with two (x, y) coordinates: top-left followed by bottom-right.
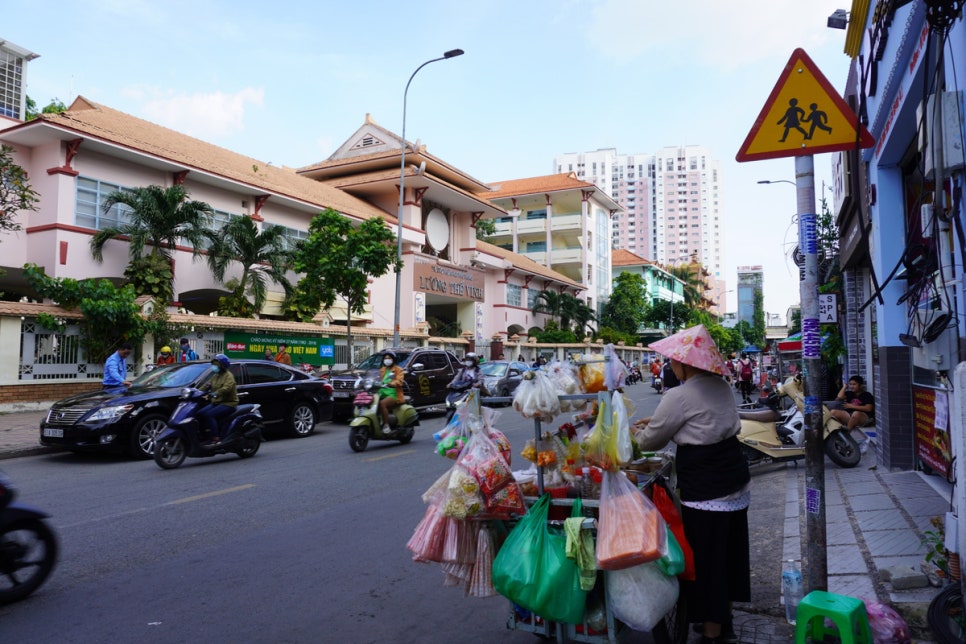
(393, 49), (464, 348)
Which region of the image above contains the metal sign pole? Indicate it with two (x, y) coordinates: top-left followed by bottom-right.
(796, 154), (828, 591)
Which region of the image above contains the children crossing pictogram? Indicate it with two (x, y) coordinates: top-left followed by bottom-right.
(736, 48), (873, 162)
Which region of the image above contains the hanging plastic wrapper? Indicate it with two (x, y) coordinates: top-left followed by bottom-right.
(545, 359), (586, 411)
(582, 391), (633, 471)
(512, 369), (561, 421)
(596, 469), (667, 570)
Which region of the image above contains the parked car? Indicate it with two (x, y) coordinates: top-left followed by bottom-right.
(479, 360), (528, 400)
(39, 360), (334, 459)
(328, 347), (461, 419)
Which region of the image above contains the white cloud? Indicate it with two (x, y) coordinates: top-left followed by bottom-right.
(137, 88), (265, 139)
(587, 0), (844, 70)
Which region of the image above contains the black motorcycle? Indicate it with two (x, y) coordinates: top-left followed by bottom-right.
(444, 377), (478, 423)
(0, 470), (58, 604)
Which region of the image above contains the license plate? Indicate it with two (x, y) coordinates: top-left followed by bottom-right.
(43, 428), (64, 438)
(333, 391), (351, 398)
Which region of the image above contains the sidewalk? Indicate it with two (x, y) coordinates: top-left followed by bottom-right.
(0, 409), (953, 642)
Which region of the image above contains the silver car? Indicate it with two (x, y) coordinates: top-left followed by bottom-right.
(480, 360), (528, 399)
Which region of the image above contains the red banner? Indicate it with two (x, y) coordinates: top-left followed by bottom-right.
(913, 386), (952, 477)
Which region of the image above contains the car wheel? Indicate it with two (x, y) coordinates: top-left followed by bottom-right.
(500, 388), (511, 407)
(154, 437), (187, 469)
(289, 403), (317, 438)
(129, 414), (168, 459)
(349, 426), (369, 452)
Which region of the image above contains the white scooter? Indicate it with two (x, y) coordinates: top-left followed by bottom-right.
(737, 375), (861, 468)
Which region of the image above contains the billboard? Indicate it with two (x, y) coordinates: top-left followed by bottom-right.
(223, 333), (335, 366)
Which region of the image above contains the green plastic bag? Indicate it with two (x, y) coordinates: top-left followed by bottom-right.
(492, 494), (587, 624)
(656, 525), (685, 576)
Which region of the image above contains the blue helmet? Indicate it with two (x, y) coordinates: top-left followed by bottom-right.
(212, 353), (230, 369)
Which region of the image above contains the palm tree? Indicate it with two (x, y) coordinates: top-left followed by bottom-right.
(89, 184), (213, 303)
(531, 290), (564, 324)
(564, 294), (597, 337)
(667, 264), (706, 309)
(205, 216), (293, 316)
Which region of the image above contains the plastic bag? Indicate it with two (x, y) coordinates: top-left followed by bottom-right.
(596, 469), (667, 570)
(577, 355), (607, 393)
(512, 369), (561, 421)
(603, 344), (629, 391)
(651, 484), (695, 580)
(546, 359), (586, 411)
(583, 392), (632, 470)
(492, 494), (588, 624)
(656, 526), (685, 577)
(458, 424), (525, 518)
(605, 560), (679, 631)
(863, 599), (911, 644)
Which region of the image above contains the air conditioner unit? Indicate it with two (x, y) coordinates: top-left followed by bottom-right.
(910, 308), (957, 370)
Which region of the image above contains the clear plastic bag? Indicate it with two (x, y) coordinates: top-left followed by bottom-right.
(605, 560), (679, 631)
(596, 469), (667, 570)
(512, 369), (561, 421)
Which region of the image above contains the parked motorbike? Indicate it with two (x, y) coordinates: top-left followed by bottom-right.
(153, 387), (264, 469)
(651, 375), (663, 393)
(348, 372), (419, 452)
(0, 470), (58, 604)
(737, 375), (861, 468)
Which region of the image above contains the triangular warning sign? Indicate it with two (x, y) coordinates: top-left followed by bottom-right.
(736, 48), (873, 162)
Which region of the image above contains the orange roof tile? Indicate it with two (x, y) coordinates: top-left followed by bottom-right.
(479, 173), (597, 199)
(612, 249), (655, 267)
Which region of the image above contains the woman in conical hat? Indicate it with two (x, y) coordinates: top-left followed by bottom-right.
(632, 324), (749, 644)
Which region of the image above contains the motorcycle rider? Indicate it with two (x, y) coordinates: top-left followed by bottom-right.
(448, 352), (484, 392)
(378, 351), (405, 434)
(199, 353), (238, 443)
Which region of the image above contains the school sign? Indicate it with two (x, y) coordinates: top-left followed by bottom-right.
(224, 332), (335, 366)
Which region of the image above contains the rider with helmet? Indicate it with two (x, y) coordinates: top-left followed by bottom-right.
(447, 352), (484, 391)
(378, 351), (406, 434)
(199, 353), (238, 443)
(157, 346), (175, 365)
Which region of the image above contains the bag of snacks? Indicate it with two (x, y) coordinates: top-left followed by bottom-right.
(596, 469), (667, 570)
(512, 369), (561, 421)
(576, 354), (607, 393)
(545, 359), (586, 411)
(458, 425), (525, 518)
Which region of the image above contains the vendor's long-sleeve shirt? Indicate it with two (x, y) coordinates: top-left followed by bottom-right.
(636, 371), (741, 450)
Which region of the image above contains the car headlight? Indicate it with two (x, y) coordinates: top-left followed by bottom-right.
(86, 405), (135, 422)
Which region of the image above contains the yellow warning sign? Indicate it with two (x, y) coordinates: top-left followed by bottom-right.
(736, 48), (873, 162)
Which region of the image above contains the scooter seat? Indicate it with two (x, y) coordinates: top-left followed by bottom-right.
(738, 409), (781, 423)
(229, 404), (257, 418)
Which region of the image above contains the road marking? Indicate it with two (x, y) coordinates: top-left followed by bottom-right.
(364, 449), (415, 463)
(164, 484), (255, 505)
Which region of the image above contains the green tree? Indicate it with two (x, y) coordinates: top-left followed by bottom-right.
(89, 184), (213, 304)
(600, 272), (649, 336)
(25, 97), (67, 121)
(475, 218), (497, 242)
(23, 263), (146, 363)
(643, 299), (692, 332)
(0, 144), (39, 234)
(668, 264), (706, 308)
(531, 289), (564, 325)
(559, 293), (596, 336)
(751, 289), (766, 348)
(206, 216), (293, 317)
(289, 209), (398, 358)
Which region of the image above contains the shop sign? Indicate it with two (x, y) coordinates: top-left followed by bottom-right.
(413, 261), (485, 302)
(913, 386), (952, 478)
(818, 294), (837, 323)
(224, 332), (335, 365)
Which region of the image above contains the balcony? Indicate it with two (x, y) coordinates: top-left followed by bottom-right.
(517, 218), (547, 235)
(550, 212), (581, 232)
(550, 247), (582, 266)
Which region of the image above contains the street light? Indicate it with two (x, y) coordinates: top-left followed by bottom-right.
(757, 179), (795, 186)
(393, 48), (465, 348)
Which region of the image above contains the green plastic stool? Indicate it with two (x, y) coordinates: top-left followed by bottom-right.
(794, 590), (872, 644)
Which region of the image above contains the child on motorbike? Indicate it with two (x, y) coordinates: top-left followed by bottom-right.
(379, 351), (405, 434)
(199, 354), (238, 443)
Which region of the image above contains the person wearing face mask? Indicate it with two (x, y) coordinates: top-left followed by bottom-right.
(448, 352), (484, 391)
(377, 351), (405, 434)
(197, 354), (238, 443)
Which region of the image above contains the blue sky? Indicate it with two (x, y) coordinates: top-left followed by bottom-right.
(5, 0), (854, 319)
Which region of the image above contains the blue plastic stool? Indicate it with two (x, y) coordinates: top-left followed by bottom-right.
(794, 590), (872, 644)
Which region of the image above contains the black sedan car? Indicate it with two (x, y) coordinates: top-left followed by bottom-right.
(40, 360), (333, 459)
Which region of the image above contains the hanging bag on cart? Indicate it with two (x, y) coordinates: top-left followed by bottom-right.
(491, 494), (587, 624)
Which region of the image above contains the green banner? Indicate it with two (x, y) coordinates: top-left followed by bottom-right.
(224, 333), (335, 365)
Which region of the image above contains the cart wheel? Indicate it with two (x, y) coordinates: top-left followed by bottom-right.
(652, 593), (688, 644)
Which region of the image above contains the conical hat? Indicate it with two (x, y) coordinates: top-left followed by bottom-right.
(648, 324), (730, 376)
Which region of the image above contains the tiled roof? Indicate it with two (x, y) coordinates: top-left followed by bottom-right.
(612, 249), (655, 267)
(475, 241), (584, 290)
(35, 97), (391, 223)
(478, 172), (597, 199)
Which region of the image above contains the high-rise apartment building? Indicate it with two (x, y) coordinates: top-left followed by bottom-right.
(736, 265), (764, 326)
(554, 145), (726, 308)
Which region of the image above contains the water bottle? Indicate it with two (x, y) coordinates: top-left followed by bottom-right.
(782, 559), (803, 625)
(580, 467), (593, 499)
